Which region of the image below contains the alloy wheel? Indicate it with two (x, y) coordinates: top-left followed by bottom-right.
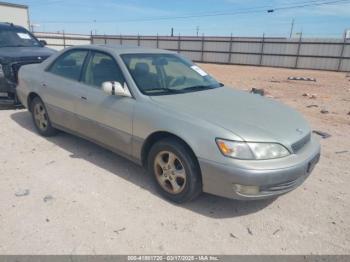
(33, 102), (48, 131)
(154, 151), (187, 194)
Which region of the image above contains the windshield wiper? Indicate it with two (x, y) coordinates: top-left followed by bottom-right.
(180, 85), (218, 92)
(144, 88), (183, 95)
(146, 84), (223, 95)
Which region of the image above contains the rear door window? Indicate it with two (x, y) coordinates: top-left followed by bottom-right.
(49, 50), (88, 81)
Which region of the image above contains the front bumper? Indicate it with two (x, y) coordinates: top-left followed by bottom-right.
(1, 59), (43, 107)
(0, 78), (18, 107)
(199, 135), (321, 200)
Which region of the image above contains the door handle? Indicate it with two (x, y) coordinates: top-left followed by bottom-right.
(81, 96), (87, 100)
(41, 83), (47, 88)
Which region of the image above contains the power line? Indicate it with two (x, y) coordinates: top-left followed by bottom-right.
(274, 0), (350, 11)
(35, 0), (350, 24)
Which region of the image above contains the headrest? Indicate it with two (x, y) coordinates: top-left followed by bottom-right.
(61, 59), (76, 67)
(98, 58), (115, 68)
(135, 62), (150, 74)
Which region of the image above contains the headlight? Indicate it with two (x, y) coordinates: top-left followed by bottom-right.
(216, 139), (290, 160)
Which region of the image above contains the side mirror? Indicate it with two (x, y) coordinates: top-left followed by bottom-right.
(39, 40), (47, 46)
(102, 81), (131, 97)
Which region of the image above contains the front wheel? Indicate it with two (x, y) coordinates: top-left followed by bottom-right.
(30, 97), (57, 137)
(148, 138), (202, 203)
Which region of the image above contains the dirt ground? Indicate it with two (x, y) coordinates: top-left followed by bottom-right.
(0, 64), (349, 255)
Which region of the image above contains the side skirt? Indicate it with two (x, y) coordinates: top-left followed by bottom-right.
(52, 122), (142, 166)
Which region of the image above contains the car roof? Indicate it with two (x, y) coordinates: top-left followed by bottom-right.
(68, 44), (176, 55)
(0, 22), (25, 30)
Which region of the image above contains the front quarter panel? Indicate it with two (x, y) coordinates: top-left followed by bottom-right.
(132, 99), (242, 163)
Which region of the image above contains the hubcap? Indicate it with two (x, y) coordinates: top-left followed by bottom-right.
(154, 151), (186, 194)
(33, 103), (48, 131)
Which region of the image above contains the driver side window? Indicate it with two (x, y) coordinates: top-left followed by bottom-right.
(82, 52), (125, 88)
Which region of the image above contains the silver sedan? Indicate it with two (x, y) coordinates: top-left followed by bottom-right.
(17, 45), (321, 203)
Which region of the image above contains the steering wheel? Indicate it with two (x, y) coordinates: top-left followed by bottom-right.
(169, 76), (186, 87)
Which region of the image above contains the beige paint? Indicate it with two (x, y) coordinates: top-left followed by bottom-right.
(0, 3), (29, 29)
(0, 64), (349, 254)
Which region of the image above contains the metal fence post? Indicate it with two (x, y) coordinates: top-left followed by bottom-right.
(337, 34), (346, 72)
(90, 30), (93, 44)
(228, 33), (233, 64)
(63, 30), (66, 48)
(177, 34), (181, 53)
(156, 33), (159, 48)
(120, 34), (123, 45)
(259, 33), (265, 66)
(104, 34), (107, 44)
(137, 34), (140, 46)
(295, 32), (303, 69)
(201, 34), (205, 62)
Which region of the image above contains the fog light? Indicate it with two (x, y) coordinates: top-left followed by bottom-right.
(234, 184), (260, 195)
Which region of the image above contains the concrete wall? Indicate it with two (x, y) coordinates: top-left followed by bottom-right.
(0, 2), (29, 29)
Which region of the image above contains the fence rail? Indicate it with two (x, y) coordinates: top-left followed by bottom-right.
(34, 32), (350, 72)
(34, 32), (91, 50)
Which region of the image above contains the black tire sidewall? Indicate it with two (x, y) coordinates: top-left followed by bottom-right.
(148, 138), (202, 203)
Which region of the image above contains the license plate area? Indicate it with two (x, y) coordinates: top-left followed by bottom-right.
(307, 153), (320, 173)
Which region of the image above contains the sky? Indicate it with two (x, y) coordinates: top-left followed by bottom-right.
(9, 0), (350, 37)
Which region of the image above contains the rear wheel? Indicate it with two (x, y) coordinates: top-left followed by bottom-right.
(30, 97), (57, 137)
(148, 138), (202, 203)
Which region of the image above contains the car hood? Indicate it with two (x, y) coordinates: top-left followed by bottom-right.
(150, 87), (311, 145)
(0, 46), (56, 63)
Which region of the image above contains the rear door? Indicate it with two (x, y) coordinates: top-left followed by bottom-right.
(42, 49), (88, 130)
(75, 51), (135, 156)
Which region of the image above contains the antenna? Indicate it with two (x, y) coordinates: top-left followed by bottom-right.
(289, 18), (295, 38)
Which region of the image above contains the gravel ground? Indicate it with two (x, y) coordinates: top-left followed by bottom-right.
(0, 65), (349, 254)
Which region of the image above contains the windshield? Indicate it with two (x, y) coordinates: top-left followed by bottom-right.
(0, 27), (41, 48)
(121, 53), (222, 95)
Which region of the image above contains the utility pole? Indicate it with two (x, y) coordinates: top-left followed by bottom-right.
(196, 26), (199, 37)
(93, 19), (97, 36)
(289, 18), (295, 38)
(30, 23), (40, 33)
(171, 27), (174, 37)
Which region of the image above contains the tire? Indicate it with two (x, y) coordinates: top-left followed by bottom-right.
(30, 97), (58, 137)
(148, 138), (202, 203)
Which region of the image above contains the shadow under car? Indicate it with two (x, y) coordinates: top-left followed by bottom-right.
(10, 110), (275, 218)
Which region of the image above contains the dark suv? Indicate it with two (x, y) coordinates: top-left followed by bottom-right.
(0, 22), (56, 107)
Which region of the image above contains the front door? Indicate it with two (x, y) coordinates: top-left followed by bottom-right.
(75, 51), (134, 157)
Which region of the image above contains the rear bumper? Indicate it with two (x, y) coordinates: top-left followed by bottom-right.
(199, 135), (321, 200)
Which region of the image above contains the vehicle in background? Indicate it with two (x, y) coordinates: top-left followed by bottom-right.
(17, 45), (320, 203)
(0, 22), (56, 108)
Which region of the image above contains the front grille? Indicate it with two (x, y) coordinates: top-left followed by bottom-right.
(292, 133), (311, 153)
